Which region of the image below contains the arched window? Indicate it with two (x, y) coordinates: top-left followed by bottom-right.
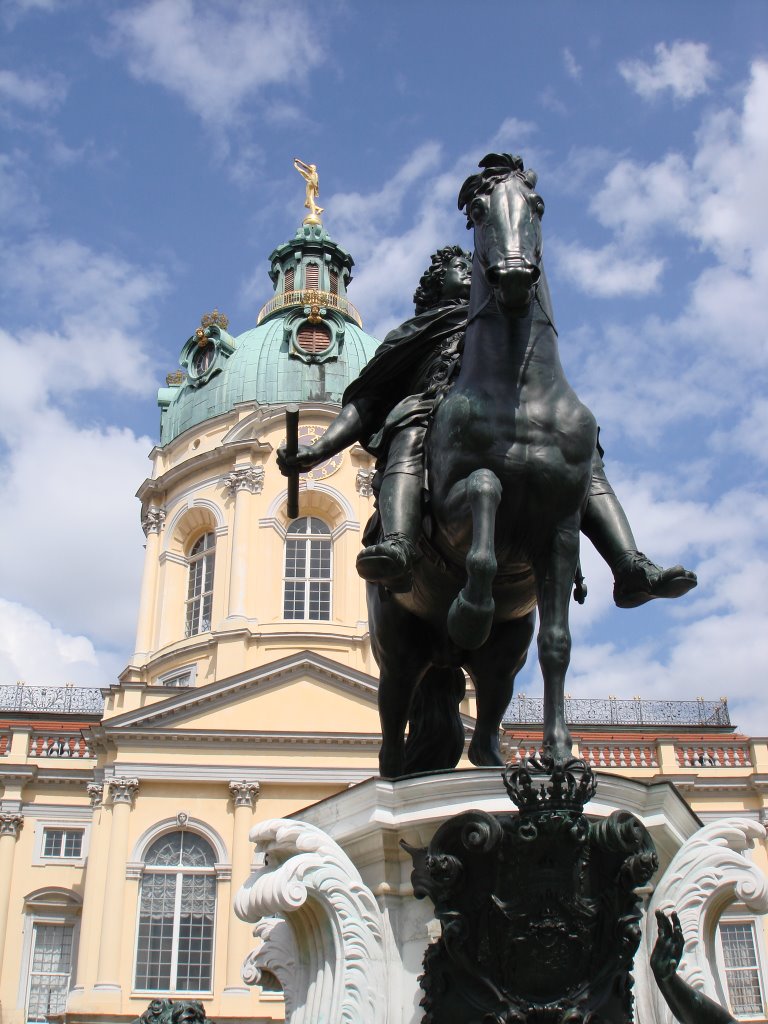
(185, 533), (215, 637)
(134, 832), (217, 993)
(283, 516), (331, 621)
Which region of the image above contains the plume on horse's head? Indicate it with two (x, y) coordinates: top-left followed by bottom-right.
(458, 153), (539, 227)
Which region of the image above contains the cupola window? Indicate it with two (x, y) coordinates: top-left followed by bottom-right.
(185, 533), (215, 637)
(296, 323), (331, 355)
(284, 267), (295, 293)
(329, 269), (338, 295)
(304, 262), (319, 289)
(283, 516), (331, 620)
(192, 342), (215, 376)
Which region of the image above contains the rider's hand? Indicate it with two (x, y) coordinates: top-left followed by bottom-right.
(276, 443), (326, 476)
(651, 909), (684, 983)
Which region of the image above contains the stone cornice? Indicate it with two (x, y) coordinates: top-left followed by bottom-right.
(109, 763), (376, 785)
(99, 729), (384, 750)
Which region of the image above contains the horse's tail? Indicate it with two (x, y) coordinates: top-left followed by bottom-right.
(404, 665), (467, 775)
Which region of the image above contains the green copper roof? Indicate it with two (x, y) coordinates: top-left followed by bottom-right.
(158, 315), (379, 444)
(158, 222), (379, 445)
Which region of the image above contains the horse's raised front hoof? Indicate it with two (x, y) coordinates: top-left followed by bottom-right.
(468, 736), (504, 768)
(447, 592), (494, 650)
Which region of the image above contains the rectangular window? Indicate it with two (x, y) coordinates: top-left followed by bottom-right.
(42, 829), (84, 859)
(162, 672), (192, 688)
(284, 267), (294, 292)
(26, 923), (74, 1023)
(329, 269), (338, 294)
(720, 922), (765, 1017)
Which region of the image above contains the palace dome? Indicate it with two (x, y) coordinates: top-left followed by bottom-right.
(157, 222), (379, 445)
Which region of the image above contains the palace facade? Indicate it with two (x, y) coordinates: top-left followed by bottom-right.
(1, 211), (767, 1024)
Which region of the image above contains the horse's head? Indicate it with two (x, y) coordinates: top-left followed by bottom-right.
(459, 153), (544, 318)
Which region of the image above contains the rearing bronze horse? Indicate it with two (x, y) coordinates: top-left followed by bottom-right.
(369, 154), (597, 777)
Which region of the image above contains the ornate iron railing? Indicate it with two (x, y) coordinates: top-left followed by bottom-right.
(257, 288), (363, 327)
(503, 695), (730, 728)
(0, 683), (104, 715)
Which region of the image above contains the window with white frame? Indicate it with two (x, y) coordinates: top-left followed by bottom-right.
(185, 533), (215, 637)
(26, 922), (75, 1022)
(42, 829), (83, 859)
(283, 516), (331, 620)
(719, 920), (765, 1018)
(134, 831), (217, 993)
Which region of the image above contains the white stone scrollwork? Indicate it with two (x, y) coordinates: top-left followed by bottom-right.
(0, 813), (23, 838)
(235, 818), (387, 1024)
(229, 780), (260, 809)
(355, 468), (375, 497)
(108, 776), (139, 806)
(635, 818), (768, 1024)
(141, 507), (166, 536)
(242, 917), (297, 1018)
(224, 466), (265, 496)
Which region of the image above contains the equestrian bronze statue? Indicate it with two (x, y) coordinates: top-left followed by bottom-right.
(279, 154), (696, 778)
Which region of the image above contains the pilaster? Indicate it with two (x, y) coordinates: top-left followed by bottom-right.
(0, 813), (23, 967)
(224, 466), (264, 621)
(134, 506), (165, 659)
(224, 780), (261, 996)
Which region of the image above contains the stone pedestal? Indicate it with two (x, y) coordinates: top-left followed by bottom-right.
(235, 769), (709, 1023)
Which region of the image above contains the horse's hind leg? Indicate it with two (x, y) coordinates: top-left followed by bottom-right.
(534, 517), (580, 763)
(464, 613), (535, 766)
(446, 469), (502, 650)
(367, 583), (432, 779)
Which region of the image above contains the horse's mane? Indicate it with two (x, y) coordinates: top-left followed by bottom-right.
(458, 153), (538, 228)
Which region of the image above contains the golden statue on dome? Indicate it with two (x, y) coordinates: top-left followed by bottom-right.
(294, 158), (324, 224)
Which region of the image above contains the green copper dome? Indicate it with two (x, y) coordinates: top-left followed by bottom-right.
(158, 223), (379, 445)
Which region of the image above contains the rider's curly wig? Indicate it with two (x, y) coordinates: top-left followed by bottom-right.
(413, 245), (472, 314)
(457, 153), (538, 227)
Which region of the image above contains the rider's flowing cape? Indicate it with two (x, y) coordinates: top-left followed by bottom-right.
(342, 299), (468, 455)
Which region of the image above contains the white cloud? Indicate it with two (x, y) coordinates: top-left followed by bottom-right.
(619, 41), (717, 101)
(0, 599), (120, 688)
(563, 48), (582, 81)
(0, 152), (42, 227)
(0, 68), (65, 110)
(111, 0), (325, 126)
(553, 240), (665, 297)
(0, 235), (166, 664)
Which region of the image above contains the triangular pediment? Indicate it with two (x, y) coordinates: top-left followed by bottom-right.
(103, 651), (382, 739)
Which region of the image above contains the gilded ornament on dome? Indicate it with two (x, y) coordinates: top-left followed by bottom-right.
(200, 308), (229, 331)
(293, 158), (324, 224)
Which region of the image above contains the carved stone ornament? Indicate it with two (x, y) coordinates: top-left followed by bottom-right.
(109, 776), (139, 806)
(355, 468), (375, 497)
(234, 818), (387, 1024)
(0, 813), (24, 838)
(229, 780), (260, 809)
(86, 783), (104, 808)
(404, 758), (658, 1024)
(141, 507), (166, 537)
(223, 466), (265, 496)
(133, 997), (213, 1024)
(635, 818), (768, 1024)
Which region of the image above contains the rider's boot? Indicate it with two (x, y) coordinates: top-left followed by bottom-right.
(581, 492), (697, 609)
(612, 551), (698, 609)
(356, 471), (421, 592)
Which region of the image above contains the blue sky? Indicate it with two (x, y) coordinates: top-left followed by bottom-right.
(1, 1), (767, 732)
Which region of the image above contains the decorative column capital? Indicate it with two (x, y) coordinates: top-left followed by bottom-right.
(108, 777), (139, 806)
(355, 468), (374, 497)
(229, 780), (260, 809)
(224, 466), (265, 496)
(87, 783), (104, 808)
(141, 507), (166, 536)
(0, 813), (24, 838)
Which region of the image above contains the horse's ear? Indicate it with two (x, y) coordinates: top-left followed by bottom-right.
(478, 152), (523, 172)
(458, 174), (481, 213)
